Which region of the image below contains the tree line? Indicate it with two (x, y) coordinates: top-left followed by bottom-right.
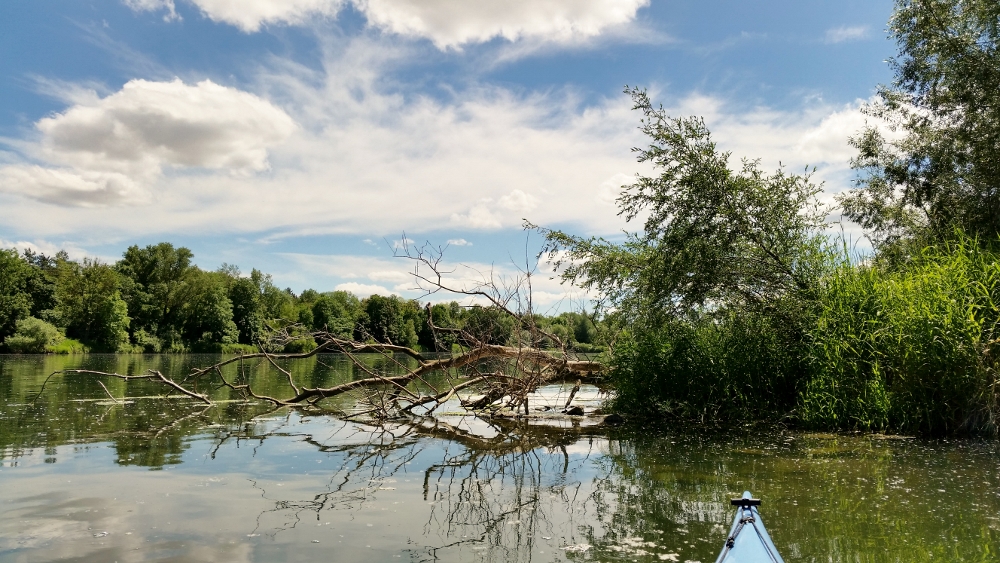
(0, 242), (600, 354)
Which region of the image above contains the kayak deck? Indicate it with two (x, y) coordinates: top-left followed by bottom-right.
(714, 491), (784, 563)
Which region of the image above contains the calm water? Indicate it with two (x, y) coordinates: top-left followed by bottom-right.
(1, 355), (998, 563)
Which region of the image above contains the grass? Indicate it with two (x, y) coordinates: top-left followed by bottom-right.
(46, 338), (89, 354)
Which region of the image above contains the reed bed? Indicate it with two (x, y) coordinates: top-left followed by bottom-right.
(610, 234), (1000, 435)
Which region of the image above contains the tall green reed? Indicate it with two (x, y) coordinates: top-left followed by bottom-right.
(607, 308), (804, 423)
(802, 234), (1000, 434)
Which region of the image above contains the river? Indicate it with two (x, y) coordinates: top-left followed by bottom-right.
(1, 354), (998, 562)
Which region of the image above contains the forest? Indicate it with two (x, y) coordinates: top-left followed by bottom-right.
(0, 242), (600, 356)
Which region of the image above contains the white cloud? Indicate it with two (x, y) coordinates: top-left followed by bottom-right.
(0, 41), (875, 247)
(825, 26), (869, 44)
(497, 189), (538, 213)
(446, 238), (472, 246)
(189, 0), (342, 32)
(0, 239), (95, 262)
(281, 252), (595, 311)
(1, 79), (295, 207)
(334, 282), (398, 297)
(596, 172), (633, 206)
(0, 166), (149, 207)
(367, 270), (411, 283)
(123, 0), (180, 21)
(124, 0), (649, 48)
(37, 79), (295, 172)
(357, 0), (651, 49)
(450, 204), (504, 230)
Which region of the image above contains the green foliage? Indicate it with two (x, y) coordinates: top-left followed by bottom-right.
(355, 295), (423, 348)
(116, 243), (195, 341)
(421, 302), (461, 351)
(251, 269), (295, 321)
(461, 305), (514, 346)
(538, 87), (828, 322)
(311, 291), (361, 337)
(185, 283), (239, 349)
(47, 338), (88, 354)
(55, 258), (131, 352)
(535, 87), (828, 425)
(803, 234), (1000, 434)
(842, 0), (1000, 245)
(608, 310), (804, 422)
(0, 248), (33, 344)
(229, 277), (264, 345)
(3, 317), (63, 353)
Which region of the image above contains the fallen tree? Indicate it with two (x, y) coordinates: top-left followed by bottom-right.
(41, 241), (606, 423)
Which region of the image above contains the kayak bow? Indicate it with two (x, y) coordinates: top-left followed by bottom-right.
(714, 491), (784, 563)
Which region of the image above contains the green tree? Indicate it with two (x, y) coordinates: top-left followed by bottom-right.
(461, 306), (514, 346)
(251, 269), (295, 321)
(0, 249), (32, 345)
(421, 302), (461, 351)
(21, 249), (59, 321)
(312, 291), (360, 337)
(842, 0), (1000, 246)
(185, 282), (239, 348)
(355, 294), (421, 348)
(116, 243), (194, 341)
(538, 87), (829, 322)
(56, 258), (130, 351)
(229, 277), (264, 345)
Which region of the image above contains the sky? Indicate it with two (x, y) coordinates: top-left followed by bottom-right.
(0, 0), (896, 310)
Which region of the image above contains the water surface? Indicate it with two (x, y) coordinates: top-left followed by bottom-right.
(1, 355), (998, 562)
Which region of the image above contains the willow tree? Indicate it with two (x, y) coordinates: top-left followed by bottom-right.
(533, 87), (830, 421)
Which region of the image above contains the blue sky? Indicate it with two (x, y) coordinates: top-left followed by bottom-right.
(0, 0), (895, 308)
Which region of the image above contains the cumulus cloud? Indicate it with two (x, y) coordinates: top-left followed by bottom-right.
(0, 166), (149, 207)
(451, 204), (504, 230)
(497, 189), (538, 213)
(825, 25), (869, 44)
(333, 282), (398, 297)
(37, 79), (295, 172)
(124, 0), (649, 48)
(447, 238), (472, 246)
(357, 0), (651, 48)
(189, 0), (342, 32)
(1, 79), (294, 207)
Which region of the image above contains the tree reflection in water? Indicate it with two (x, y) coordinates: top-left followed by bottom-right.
(223, 410), (615, 562)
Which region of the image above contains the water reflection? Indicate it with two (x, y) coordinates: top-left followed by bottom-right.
(1, 355), (999, 562)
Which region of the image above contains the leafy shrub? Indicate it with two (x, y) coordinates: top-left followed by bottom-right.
(608, 308), (803, 423)
(3, 316), (63, 353)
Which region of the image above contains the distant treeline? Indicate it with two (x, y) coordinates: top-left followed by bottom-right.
(0, 242), (600, 354)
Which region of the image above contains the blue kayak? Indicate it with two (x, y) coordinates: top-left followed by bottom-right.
(714, 491), (784, 563)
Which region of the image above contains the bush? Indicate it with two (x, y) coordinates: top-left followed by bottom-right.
(49, 338), (88, 354)
(132, 328), (162, 353)
(608, 308), (804, 423)
(3, 316), (63, 353)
